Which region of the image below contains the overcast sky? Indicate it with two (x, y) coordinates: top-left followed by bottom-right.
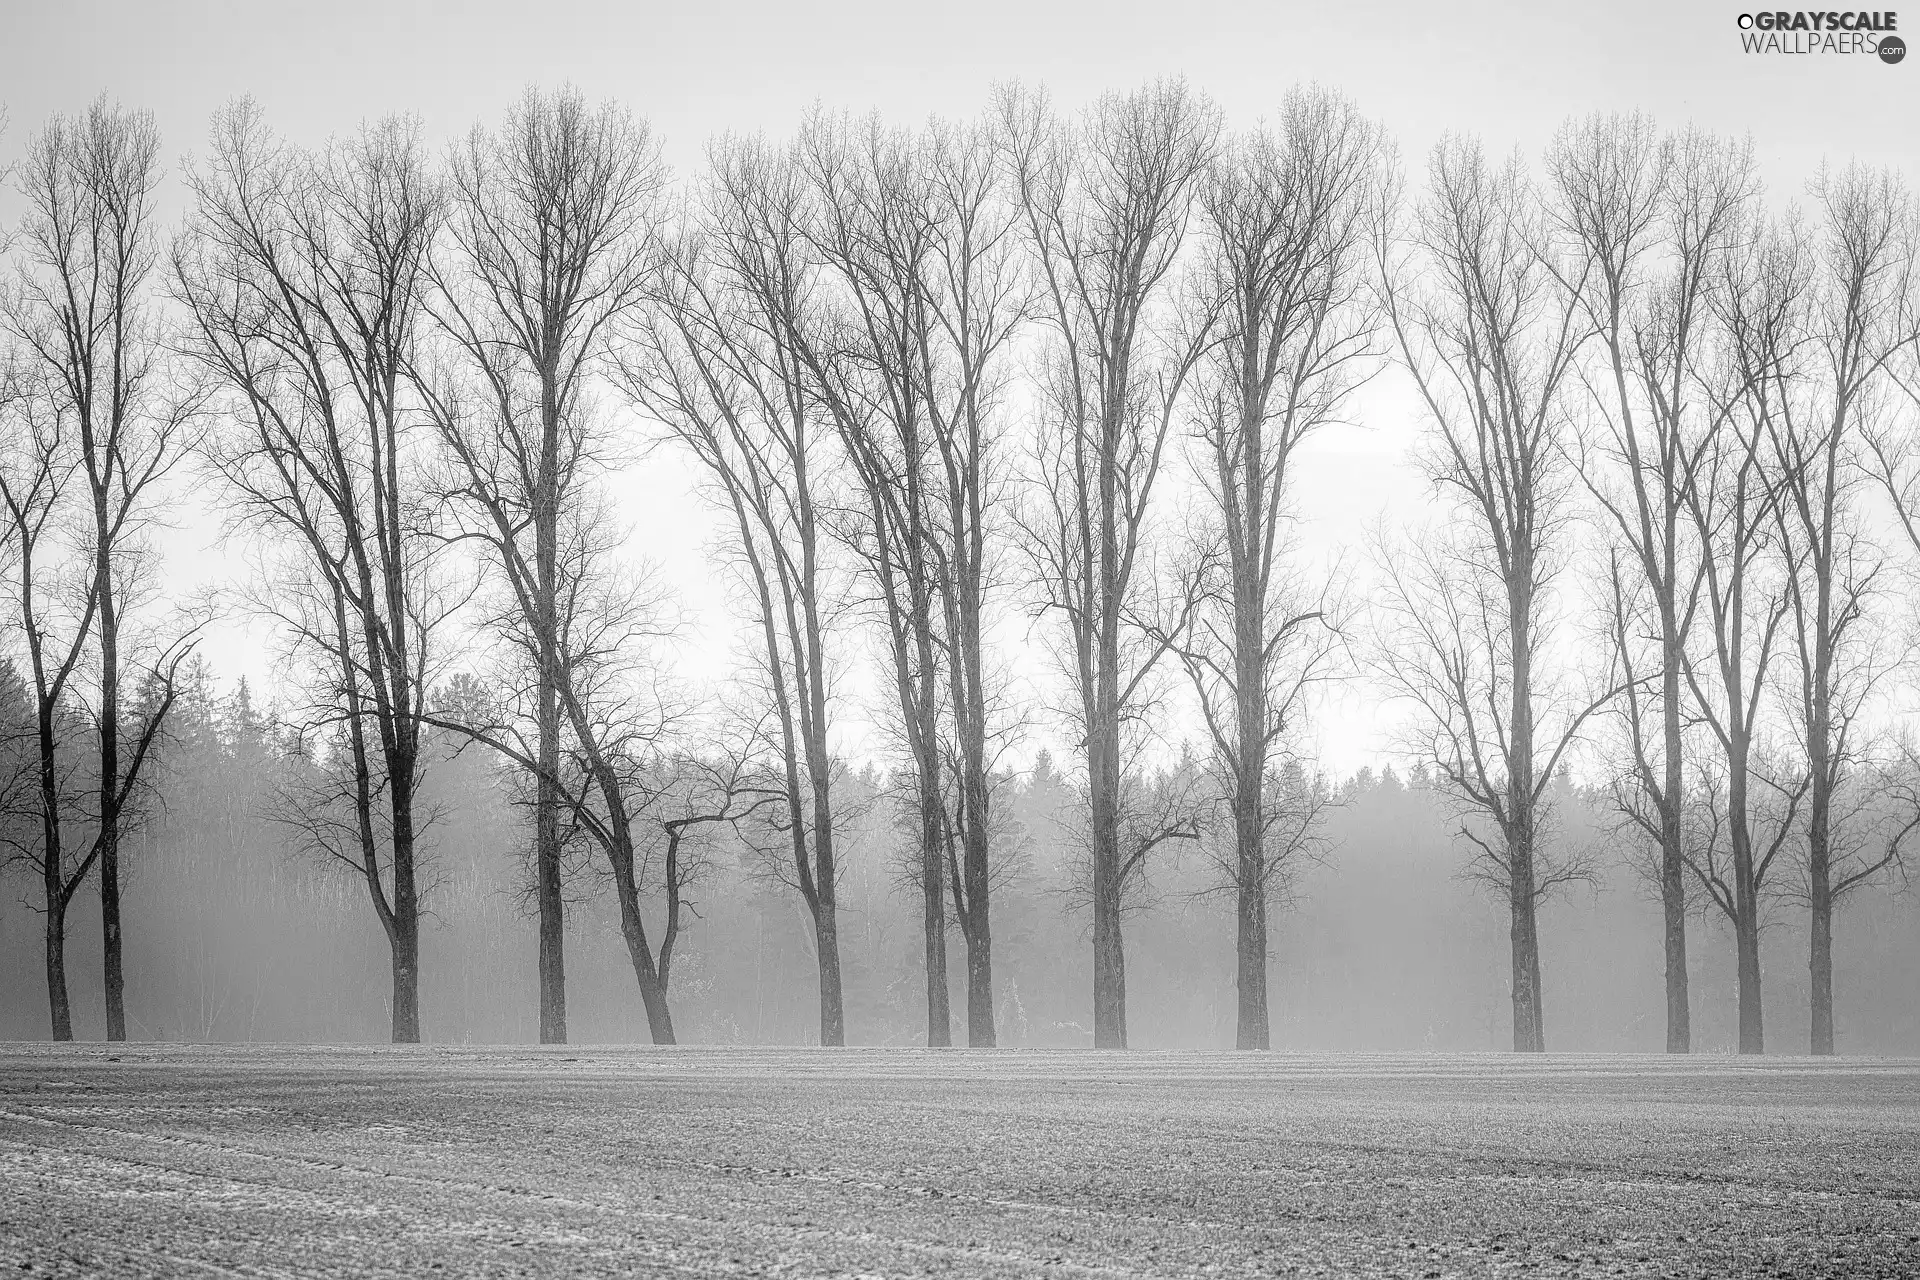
(5, 0), (1915, 774)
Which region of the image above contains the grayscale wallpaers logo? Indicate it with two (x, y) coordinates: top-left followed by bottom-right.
(1736, 11), (1905, 58)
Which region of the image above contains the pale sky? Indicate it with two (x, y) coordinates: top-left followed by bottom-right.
(4, 0), (1916, 775)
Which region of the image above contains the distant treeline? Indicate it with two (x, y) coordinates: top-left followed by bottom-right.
(5, 662), (1914, 1049)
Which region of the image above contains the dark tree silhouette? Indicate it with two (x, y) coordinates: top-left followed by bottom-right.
(1374, 137), (1602, 1053)
(624, 142), (855, 1045)
(177, 102), (451, 1042)
(1179, 86), (1378, 1050)
(1549, 115), (1758, 1055)
(424, 86), (662, 1044)
(1000, 78), (1220, 1049)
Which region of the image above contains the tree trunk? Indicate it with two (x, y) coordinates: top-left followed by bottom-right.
(38, 702), (73, 1042)
(1807, 660), (1834, 1056)
(535, 372), (566, 1046)
(1733, 845), (1764, 1049)
(1508, 844), (1544, 1053)
(1233, 568), (1269, 1052)
(613, 875), (676, 1045)
(633, 955), (677, 1046)
(390, 911), (421, 1044)
(1088, 691), (1127, 1049)
(814, 901), (845, 1046)
(921, 790), (951, 1047)
(1091, 870), (1127, 1049)
(961, 821), (996, 1048)
(100, 827), (125, 1041)
(797, 559), (844, 1048)
(1659, 818), (1690, 1053)
(45, 891), (72, 1042)
(806, 763), (845, 1047)
(97, 536), (125, 1043)
(1735, 916), (1764, 1053)
(1660, 622), (1690, 1054)
(963, 928), (994, 1047)
(1725, 740), (1764, 1054)
(1809, 867), (1833, 1056)
(389, 791), (422, 1044)
(953, 583), (996, 1048)
(534, 721), (566, 1044)
(1527, 903), (1545, 1051)
(1508, 582), (1544, 1054)
(1234, 867), (1270, 1051)
(1233, 690), (1270, 1051)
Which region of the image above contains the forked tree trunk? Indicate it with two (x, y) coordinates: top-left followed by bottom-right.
(534, 698), (567, 1044)
(610, 861), (676, 1045)
(951, 584), (996, 1048)
(960, 818), (996, 1047)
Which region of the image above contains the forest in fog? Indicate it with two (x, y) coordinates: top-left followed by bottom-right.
(3, 80), (1920, 1057)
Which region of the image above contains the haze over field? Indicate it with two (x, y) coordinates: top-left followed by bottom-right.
(2, 0), (1918, 1065)
(6, 8), (1920, 1280)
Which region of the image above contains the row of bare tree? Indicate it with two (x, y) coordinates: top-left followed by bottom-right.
(1374, 118), (1920, 1055)
(4, 85), (1918, 1054)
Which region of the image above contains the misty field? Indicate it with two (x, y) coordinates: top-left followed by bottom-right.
(1, 1047), (1915, 1278)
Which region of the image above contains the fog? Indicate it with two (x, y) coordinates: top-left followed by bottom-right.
(4, 668), (1913, 1050)
(4, 5), (1919, 1062)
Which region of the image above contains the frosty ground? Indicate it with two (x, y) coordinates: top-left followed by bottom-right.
(0, 1046), (1914, 1277)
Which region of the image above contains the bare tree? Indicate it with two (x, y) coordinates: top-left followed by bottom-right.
(0, 323), (98, 1039)
(794, 110), (1028, 1046)
(1549, 115), (1758, 1053)
(1373, 136), (1602, 1053)
(624, 142), (855, 1045)
(0, 369), (194, 1039)
(424, 85), (661, 1044)
(416, 545), (703, 1047)
(916, 119), (1030, 1049)
(5, 97), (200, 1041)
(641, 739), (786, 1000)
(794, 115), (959, 1045)
(543, 551), (690, 1043)
(1684, 206), (1805, 1054)
(1176, 87), (1378, 1050)
(998, 80), (1221, 1049)
(175, 102), (451, 1042)
(1775, 164), (1914, 1054)
(1672, 745), (1804, 1047)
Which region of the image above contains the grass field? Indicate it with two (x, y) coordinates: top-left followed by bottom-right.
(1, 1046), (1915, 1277)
